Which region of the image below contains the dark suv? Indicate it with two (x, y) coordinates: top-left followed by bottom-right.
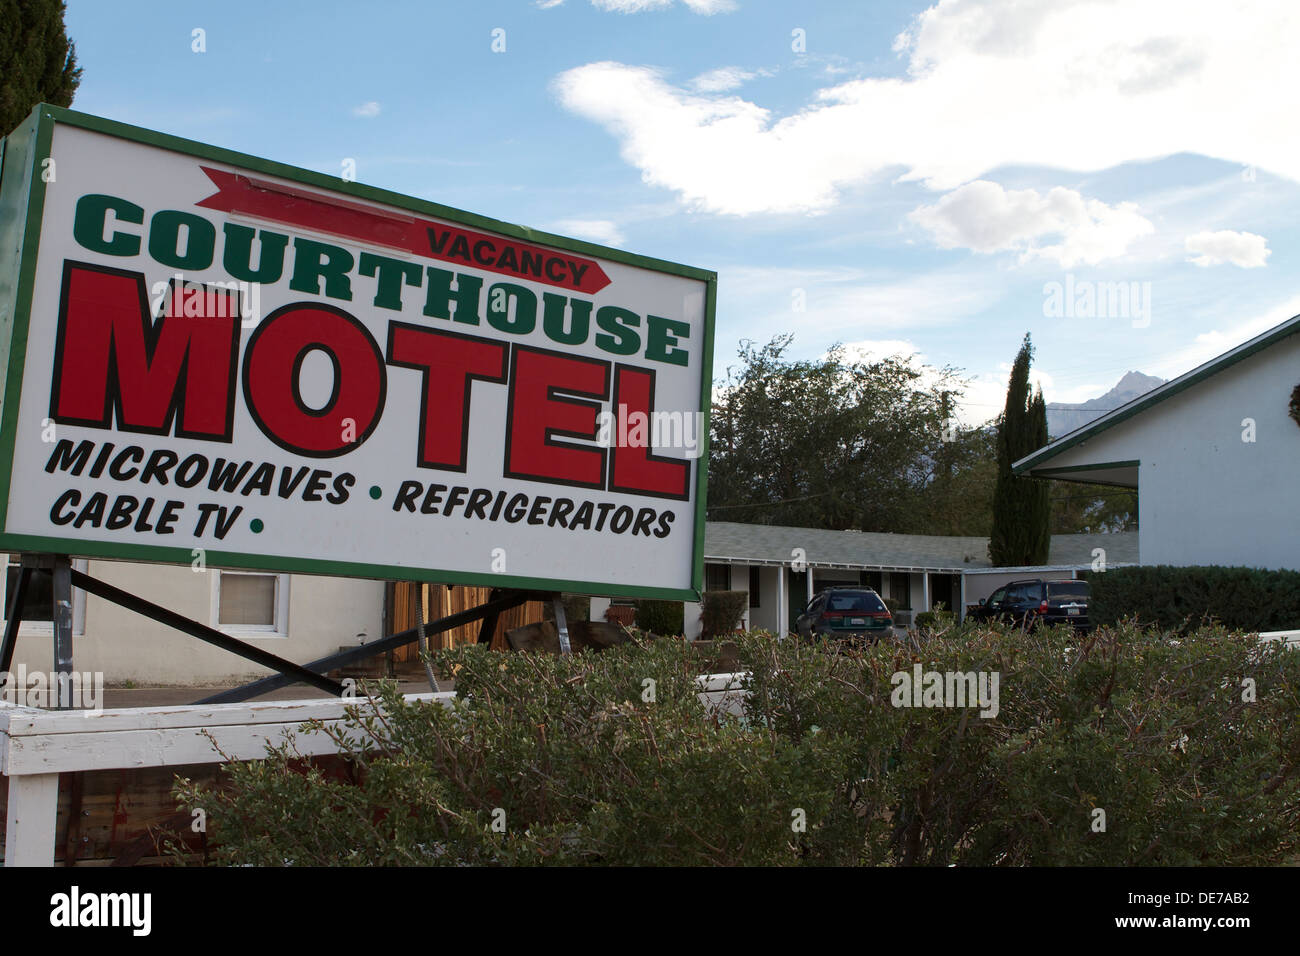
(968, 579), (1090, 630)
(795, 587), (894, 643)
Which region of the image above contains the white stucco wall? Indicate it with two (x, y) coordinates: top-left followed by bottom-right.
(1034, 332), (1300, 570)
(6, 559), (384, 685)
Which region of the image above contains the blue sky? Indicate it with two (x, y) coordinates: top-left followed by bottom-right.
(62, 0), (1300, 423)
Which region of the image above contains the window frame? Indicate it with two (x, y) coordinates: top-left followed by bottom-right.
(210, 569), (290, 638)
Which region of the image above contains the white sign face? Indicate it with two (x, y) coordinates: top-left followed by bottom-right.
(0, 108), (714, 599)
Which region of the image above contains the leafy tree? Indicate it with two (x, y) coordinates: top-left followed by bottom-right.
(1049, 480), (1137, 534)
(0, 0), (81, 136)
(989, 334), (1051, 565)
(707, 335), (984, 533)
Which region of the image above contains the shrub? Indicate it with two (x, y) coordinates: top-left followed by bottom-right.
(175, 623), (1300, 867)
(913, 603), (955, 632)
(542, 593), (590, 624)
(700, 590), (747, 638)
(1086, 565), (1300, 634)
(633, 599), (684, 636)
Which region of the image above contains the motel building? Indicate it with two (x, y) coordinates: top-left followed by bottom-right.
(594, 522), (1137, 639)
(2, 522), (1137, 686)
(1013, 311), (1300, 572)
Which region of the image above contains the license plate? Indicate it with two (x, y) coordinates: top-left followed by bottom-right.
(1067, 608), (1080, 616)
(849, 617), (866, 625)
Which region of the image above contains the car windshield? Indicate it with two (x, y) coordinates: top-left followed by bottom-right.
(826, 592), (886, 612)
(1049, 582), (1089, 599)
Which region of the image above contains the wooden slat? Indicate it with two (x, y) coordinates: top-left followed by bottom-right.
(390, 582), (544, 655)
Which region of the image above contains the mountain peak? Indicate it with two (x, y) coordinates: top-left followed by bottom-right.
(1046, 371), (1165, 438)
(1115, 370), (1164, 391)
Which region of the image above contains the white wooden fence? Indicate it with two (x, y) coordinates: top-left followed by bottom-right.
(0, 673), (749, 867)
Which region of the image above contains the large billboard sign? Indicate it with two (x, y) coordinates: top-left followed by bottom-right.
(0, 106), (714, 599)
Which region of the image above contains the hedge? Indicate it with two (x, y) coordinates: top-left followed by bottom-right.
(174, 623), (1300, 866)
(633, 599), (684, 636)
(1085, 565), (1300, 633)
(700, 590), (748, 638)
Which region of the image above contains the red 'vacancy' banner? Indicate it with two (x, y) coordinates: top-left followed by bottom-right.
(196, 167), (612, 294)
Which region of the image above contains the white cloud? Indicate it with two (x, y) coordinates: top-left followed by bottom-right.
(536, 0), (565, 8)
(681, 0), (738, 13)
(555, 0), (1300, 214)
(690, 67), (757, 93)
(590, 0), (735, 13)
(909, 180), (1154, 266)
(547, 218), (626, 246)
(1184, 229), (1270, 268)
(351, 101), (381, 118)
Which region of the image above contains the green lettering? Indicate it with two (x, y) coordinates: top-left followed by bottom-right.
(73, 194), (143, 257)
(423, 267), (482, 324)
(222, 223), (288, 284)
(289, 237), (353, 300)
(148, 210), (216, 270)
(359, 252), (422, 311)
(542, 292), (591, 345)
(486, 282), (536, 334)
(646, 315), (690, 366)
(595, 305), (641, 356)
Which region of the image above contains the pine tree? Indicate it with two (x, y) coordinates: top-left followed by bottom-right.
(989, 334), (1052, 566)
(0, 0), (82, 137)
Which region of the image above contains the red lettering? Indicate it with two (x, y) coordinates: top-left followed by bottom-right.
(242, 303), (385, 457)
(386, 324), (507, 471)
(505, 347), (608, 488)
(609, 365), (691, 499)
(50, 263), (239, 439)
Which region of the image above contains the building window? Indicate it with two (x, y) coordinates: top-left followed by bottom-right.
(705, 563), (731, 592)
(749, 566), (761, 607)
(212, 571), (289, 636)
(2, 555), (87, 635)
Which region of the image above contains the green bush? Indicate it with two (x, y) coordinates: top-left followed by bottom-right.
(542, 594), (590, 624)
(700, 589), (747, 638)
(175, 622), (1300, 866)
(913, 603), (955, 632)
(1086, 565), (1300, 634)
(633, 599), (684, 636)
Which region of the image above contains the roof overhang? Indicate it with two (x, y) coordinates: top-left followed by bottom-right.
(1019, 458), (1139, 489)
(703, 554), (968, 574)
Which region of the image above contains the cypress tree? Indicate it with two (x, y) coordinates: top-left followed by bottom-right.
(1, 0), (82, 137)
(989, 334), (1052, 566)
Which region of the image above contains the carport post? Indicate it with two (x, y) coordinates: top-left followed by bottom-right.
(921, 573), (931, 614)
(776, 564), (786, 638)
(806, 568), (814, 605)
